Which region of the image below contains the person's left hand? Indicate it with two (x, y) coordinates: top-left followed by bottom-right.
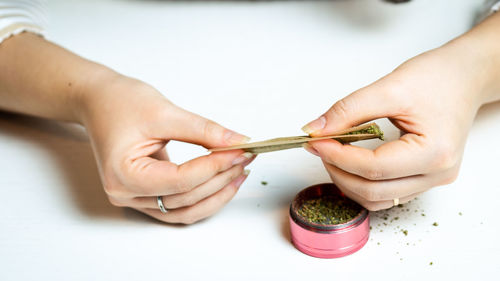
(301, 40), (492, 211)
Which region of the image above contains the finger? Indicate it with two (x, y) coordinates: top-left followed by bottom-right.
(135, 173), (247, 224)
(309, 133), (434, 180)
(334, 182), (421, 212)
(160, 105), (250, 148)
(301, 83), (403, 136)
(129, 166), (249, 209)
(323, 162), (442, 201)
(126, 150), (254, 196)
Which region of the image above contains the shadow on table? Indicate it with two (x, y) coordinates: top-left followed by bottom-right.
(0, 112), (147, 223)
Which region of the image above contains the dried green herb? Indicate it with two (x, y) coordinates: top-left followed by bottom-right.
(261, 181), (268, 186)
(430, 262), (433, 266)
(459, 212), (463, 216)
(432, 222), (438, 226)
(401, 229), (408, 236)
(345, 123), (384, 140)
(297, 195), (362, 225)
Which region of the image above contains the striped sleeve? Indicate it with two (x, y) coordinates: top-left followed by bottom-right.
(0, 0), (46, 44)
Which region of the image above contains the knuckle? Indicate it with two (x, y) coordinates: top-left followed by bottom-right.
(108, 197), (124, 207)
(180, 215), (198, 225)
(171, 173), (192, 194)
(202, 119), (220, 140)
(330, 99), (352, 121)
(103, 181), (120, 197)
(229, 165), (244, 180)
(364, 167), (384, 181)
(441, 169), (459, 185)
(181, 194), (198, 207)
(173, 181), (191, 194)
(432, 145), (457, 171)
(209, 157), (224, 173)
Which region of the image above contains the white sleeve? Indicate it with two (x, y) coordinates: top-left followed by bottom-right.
(0, 0), (46, 44)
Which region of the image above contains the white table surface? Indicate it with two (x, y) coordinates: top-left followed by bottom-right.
(2, 0), (500, 280)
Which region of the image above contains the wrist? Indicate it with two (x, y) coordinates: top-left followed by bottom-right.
(449, 12), (500, 106)
(70, 64), (123, 125)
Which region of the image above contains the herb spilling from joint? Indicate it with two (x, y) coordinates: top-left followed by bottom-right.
(297, 195), (362, 225)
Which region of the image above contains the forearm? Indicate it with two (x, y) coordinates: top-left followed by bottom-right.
(449, 12), (500, 105)
(0, 32), (118, 123)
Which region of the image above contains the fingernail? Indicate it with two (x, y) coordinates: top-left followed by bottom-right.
(232, 152), (254, 165)
(224, 130), (251, 145)
(241, 154), (257, 167)
(301, 116), (326, 135)
(234, 171), (250, 187)
(303, 143), (320, 157)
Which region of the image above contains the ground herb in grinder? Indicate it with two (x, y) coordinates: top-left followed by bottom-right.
(297, 194), (362, 225)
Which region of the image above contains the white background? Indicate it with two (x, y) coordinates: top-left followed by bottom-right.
(1, 0), (500, 280)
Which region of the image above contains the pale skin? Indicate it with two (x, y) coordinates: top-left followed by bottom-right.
(0, 32), (256, 225)
(302, 12), (500, 211)
(1, 13), (500, 224)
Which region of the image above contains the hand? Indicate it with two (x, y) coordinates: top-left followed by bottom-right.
(78, 75), (254, 224)
(301, 42), (492, 211)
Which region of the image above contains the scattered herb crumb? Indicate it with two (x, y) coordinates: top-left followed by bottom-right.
(401, 229), (408, 236)
(260, 181), (268, 186)
(377, 242), (380, 245)
(397, 205), (403, 208)
(421, 213), (426, 217)
(394, 216), (399, 220)
(370, 226), (372, 230)
(459, 212), (462, 216)
(430, 262), (433, 266)
(432, 222), (438, 227)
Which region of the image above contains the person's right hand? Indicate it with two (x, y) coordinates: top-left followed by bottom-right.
(78, 75), (255, 224)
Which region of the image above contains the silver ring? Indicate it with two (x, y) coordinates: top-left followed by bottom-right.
(157, 196), (168, 214)
(393, 198), (399, 206)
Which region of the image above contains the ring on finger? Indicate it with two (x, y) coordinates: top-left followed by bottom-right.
(393, 198), (399, 207)
(157, 196), (169, 214)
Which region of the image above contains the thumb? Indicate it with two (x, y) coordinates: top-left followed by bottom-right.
(302, 85), (398, 136)
(160, 105), (250, 148)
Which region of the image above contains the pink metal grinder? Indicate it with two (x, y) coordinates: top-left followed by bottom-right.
(289, 183), (370, 258)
